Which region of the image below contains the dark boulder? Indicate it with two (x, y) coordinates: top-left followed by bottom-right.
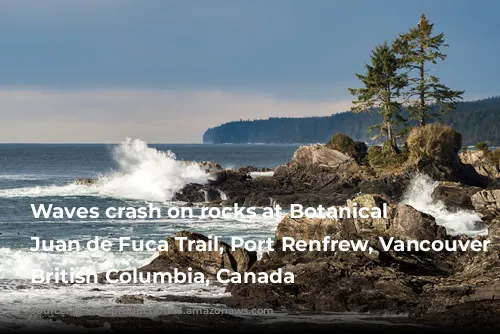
(141, 231), (257, 278)
(431, 181), (482, 210)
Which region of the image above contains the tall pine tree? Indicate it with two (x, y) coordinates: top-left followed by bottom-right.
(395, 13), (464, 126)
(349, 42), (407, 153)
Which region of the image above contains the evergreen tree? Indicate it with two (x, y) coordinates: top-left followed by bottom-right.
(395, 13), (464, 126)
(348, 42), (407, 152)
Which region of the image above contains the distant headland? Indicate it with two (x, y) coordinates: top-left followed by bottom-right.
(203, 95), (500, 145)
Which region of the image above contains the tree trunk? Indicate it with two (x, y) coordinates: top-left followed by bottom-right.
(419, 49), (426, 126)
(384, 105), (399, 154)
(388, 125), (400, 154)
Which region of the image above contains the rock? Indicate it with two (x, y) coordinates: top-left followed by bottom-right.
(405, 125), (489, 187)
(201, 188), (221, 202)
(275, 214), (353, 242)
(471, 189), (500, 219)
(414, 299), (500, 328)
(140, 231), (257, 277)
(75, 178), (97, 186)
(357, 174), (411, 200)
(238, 165), (258, 173)
(174, 144), (405, 207)
(406, 156), (488, 188)
(390, 203), (446, 240)
(228, 191), (486, 315)
(173, 183), (206, 202)
(347, 194), (392, 234)
(197, 161), (223, 174)
(272, 164), (363, 206)
(471, 189), (500, 246)
(460, 150), (500, 180)
(431, 181), (482, 210)
(325, 133), (368, 163)
(488, 178), (500, 189)
(115, 295), (145, 304)
(276, 194), (445, 242)
(210, 170), (251, 186)
(174, 141), (488, 208)
(290, 145), (358, 169)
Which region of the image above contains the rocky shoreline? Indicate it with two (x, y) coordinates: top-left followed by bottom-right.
(68, 129), (500, 332)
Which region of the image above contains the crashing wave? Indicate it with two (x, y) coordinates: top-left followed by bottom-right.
(402, 173), (487, 236)
(0, 139), (209, 202)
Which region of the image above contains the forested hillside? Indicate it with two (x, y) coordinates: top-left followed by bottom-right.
(203, 96), (500, 145)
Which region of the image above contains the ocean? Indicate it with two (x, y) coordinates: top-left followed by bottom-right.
(0, 140), (484, 331)
(0, 140), (302, 330)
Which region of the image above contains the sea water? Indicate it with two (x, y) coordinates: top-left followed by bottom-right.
(0, 140), (297, 330)
(0, 140), (485, 330)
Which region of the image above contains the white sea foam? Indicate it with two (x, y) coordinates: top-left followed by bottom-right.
(0, 139), (209, 202)
(402, 173), (487, 236)
(249, 171), (275, 178)
(97, 138), (208, 201)
(0, 248), (153, 280)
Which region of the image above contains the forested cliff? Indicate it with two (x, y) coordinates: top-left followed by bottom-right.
(203, 96), (500, 145)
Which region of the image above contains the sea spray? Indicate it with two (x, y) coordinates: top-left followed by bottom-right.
(0, 139), (209, 201)
(402, 173), (487, 236)
(98, 138), (209, 201)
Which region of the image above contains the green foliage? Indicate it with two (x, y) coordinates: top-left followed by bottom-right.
(349, 42), (407, 151)
(461, 146), (468, 153)
(326, 133), (367, 163)
(367, 143), (408, 168)
(326, 133), (355, 151)
(406, 124), (462, 162)
(474, 142), (489, 151)
(394, 14), (464, 126)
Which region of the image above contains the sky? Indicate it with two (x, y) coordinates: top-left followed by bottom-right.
(0, 0), (498, 143)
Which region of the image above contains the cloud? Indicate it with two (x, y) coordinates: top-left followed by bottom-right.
(0, 89), (352, 143)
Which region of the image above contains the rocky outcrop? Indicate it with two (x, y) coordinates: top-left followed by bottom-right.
(237, 166), (258, 173)
(431, 181), (482, 210)
(460, 150), (500, 180)
(197, 161), (223, 174)
(174, 135), (492, 208)
(405, 125), (489, 187)
(224, 187), (500, 328)
(275, 194), (445, 242)
(471, 189), (500, 220)
(173, 184), (224, 203)
(174, 154), (382, 207)
(115, 295), (145, 304)
(140, 231), (256, 278)
(290, 145), (357, 169)
(75, 178), (97, 186)
(390, 203), (447, 241)
(471, 189), (500, 248)
(228, 194), (456, 312)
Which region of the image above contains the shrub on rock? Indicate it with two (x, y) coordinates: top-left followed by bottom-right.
(406, 124), (462, 163)
(475, 141), (489, 151)
(367, 142), (408, 168)
(326, 133), (367, 163)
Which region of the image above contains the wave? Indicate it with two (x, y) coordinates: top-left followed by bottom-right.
(0, 174), (47, 181)
(402, 173), (487, 236)
(0, 139), (209, 202)
(0, 247), (154, 280)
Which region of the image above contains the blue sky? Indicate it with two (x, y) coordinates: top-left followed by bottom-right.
(0, 0), (498, 142)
